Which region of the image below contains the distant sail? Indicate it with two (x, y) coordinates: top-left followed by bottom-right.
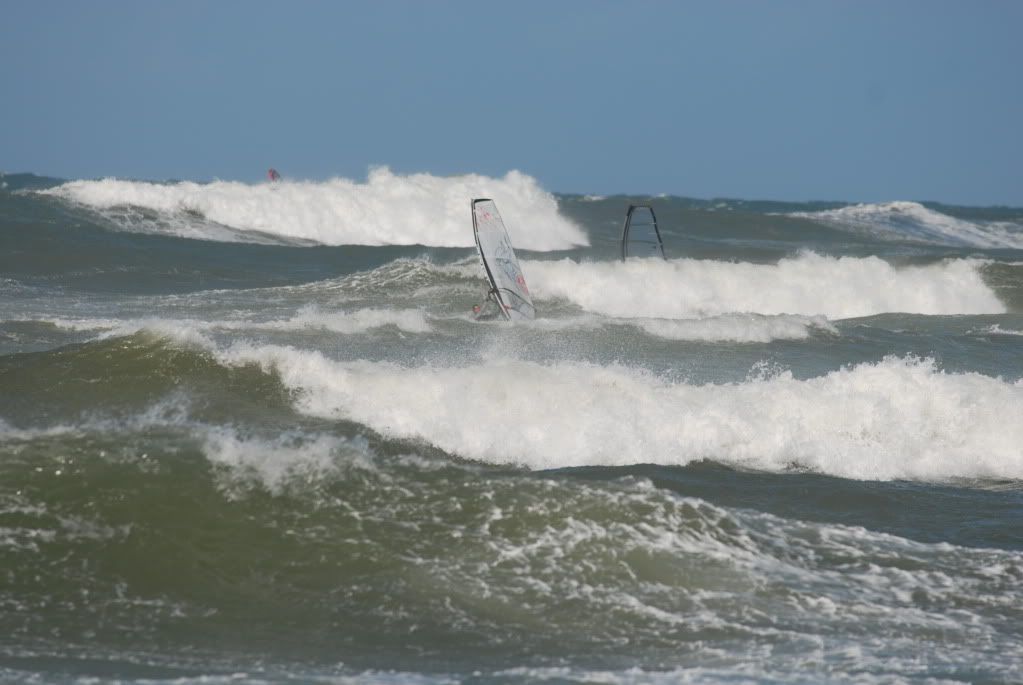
(472, 199), (535, 321)
(267, 168), (282, 183)
(621, 204), (665, 260)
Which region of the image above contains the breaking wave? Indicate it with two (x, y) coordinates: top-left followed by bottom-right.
(40, 167), (588, 250)
(523, 252), (1005, 319)
(633, 313), (836, 342)
(35, 306), (432, 339)
(792, 201), (1023, 249)
(222, 344), (1023, 482)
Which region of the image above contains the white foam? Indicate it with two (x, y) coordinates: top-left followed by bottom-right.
(280, 305), (431, 334)
(466, 482), (1023, 680)
(523, 253), (1005, 319)
(41, 305), (431, 338)
(41, 168), (588, 250)
(793, 201), (1023, 249)
(28, 296), (831, 344)
(496, 311), (832, 342)
(485, 665), (967, 685)
(201, 428), (375, 494)
(977, 324), (1023, 336)
(222, 346), (1023, 482)
(0, 405), (377, 494)
(634, 313), (836, 342)
(0, 397), (195, 443)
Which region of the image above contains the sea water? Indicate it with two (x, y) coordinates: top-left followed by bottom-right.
(1, 170), (1022, 683)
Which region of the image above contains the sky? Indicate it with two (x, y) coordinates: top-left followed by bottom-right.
(1, 1), (1021, 205)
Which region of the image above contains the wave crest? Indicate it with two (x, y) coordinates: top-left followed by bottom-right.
(792, 201), (1023, 249)
(523, 253), (1004, 319)
(41, 168), (588, 250)
(225, 346), (1023, 482)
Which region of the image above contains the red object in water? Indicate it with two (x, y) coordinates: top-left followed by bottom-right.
(267, 168), (281, 182)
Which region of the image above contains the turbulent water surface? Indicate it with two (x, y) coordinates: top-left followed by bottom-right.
(1, 170), (1022, 684)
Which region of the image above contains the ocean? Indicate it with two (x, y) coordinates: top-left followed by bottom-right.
(1, 168), (1021, 684)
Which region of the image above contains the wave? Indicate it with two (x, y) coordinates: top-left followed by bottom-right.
(39, 167), (588, 250)
(976, 324), (1023, 337)
(35, 306), (433, 339)
(201, 427), (377, 495)
(792, 201), (1023, 249)
(523, 252), (1005, 319)
(6, 396), (1021, 683)
(633, 313), (836, 342)
(218, 344), (1023, 482)
(10, 249), (1004, 341)
(27, 310), (827, 346)
(471, 311), (835, 342)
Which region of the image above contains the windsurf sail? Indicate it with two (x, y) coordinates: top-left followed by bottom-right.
(621, 204), (665, 260)
(267, 168), (281, 183)
(472, 199), (535, 321)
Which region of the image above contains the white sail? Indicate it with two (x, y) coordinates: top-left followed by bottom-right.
(472, 199), (535, 321)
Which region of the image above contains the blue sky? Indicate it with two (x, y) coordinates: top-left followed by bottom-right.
(2, 1), (1021, 205)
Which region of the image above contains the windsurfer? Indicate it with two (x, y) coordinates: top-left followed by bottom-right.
(472, 287), (503, 321)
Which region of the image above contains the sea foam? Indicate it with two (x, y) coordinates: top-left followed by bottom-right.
(792, 201), (1023, 249)
(523, 253), (1004, 319)
(42, 167), (588, 250)
(201, 428), (376, 494)
(634, 313), (836, 342)
(222, 345), (1023, 482)
(43, 306), (432, 338)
